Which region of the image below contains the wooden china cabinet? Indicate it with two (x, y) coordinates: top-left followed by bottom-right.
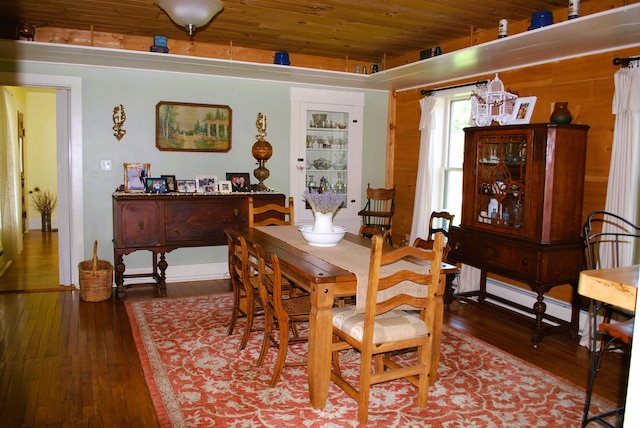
(447, 123), (589, 346)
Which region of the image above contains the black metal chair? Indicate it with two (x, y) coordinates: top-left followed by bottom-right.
(581, 210), (639, 428)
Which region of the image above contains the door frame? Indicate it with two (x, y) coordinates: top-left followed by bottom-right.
(1, 72), (84, 286)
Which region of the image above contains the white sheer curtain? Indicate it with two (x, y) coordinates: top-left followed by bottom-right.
(579, 61), (640, 348)
(0, 87), (22, 261)
(409, 96), (442, 244)
(604, 61), (640, 263)
(411, 95), (481, 293)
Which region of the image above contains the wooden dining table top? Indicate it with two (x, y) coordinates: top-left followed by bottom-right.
(235, 226), (458, 289)
(578, 265), (639, 312)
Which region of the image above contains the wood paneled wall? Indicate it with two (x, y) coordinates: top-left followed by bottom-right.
(391, 45), (638, 302)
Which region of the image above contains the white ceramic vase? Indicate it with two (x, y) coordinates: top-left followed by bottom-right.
(312, 211), (334, 232)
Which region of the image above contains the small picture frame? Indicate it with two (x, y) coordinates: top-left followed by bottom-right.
(145, 177), (168, 194)
(124, 163), (150, 192)
(218, 180), (232, 194)
(226, 173), (251, 192)
(510, 97), (537, 125)
(177, 179), (197, 193)
(195, 175), (218, 193)
(161, 175), (177, 192)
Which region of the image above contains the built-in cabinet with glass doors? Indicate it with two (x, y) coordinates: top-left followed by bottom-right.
(290, 88), (364, 232)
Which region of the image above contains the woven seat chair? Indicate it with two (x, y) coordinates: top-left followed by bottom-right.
(330, 233), (445, 424)
(254, 243), (310, 387)
(581, 210), (639, 428)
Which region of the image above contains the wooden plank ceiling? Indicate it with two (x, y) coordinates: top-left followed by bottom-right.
(1, 0), (576, 62)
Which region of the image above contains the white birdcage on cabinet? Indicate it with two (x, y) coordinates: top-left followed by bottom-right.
(472, 74), (518, 126)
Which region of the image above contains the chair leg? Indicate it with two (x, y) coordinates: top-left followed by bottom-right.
(257, 311), (273, 367)
(357, 351), (372, 424)
(416, 340), (432, 408)
(269, 320), (290, 387)
(227, 283), (241, 336)
(582, 303), (627, 428)
(239, 293), (255, 350)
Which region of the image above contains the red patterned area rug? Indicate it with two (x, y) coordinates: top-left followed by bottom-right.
(126, 293), (612, 427)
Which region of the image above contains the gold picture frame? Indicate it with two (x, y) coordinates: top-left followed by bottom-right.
(123, 163), (150, 192)
(156, 101), (232, 152)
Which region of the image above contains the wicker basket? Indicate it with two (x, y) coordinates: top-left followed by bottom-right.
(79, 241), (113, 302)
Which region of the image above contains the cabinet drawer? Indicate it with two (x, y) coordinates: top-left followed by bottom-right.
(449, 229), (537, 281)
(479, 242), (538, 280)
(165, 199), (246, 246)
(116, 201), (163, 247)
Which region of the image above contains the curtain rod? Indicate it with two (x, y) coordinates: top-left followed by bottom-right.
(613, 56), (640, 66)
(421, 80), (489, 96)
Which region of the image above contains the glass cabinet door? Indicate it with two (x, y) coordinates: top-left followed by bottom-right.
(290, 88), (364, 230)
(305, 109), (349, 209)
(474, 133), (527, 233)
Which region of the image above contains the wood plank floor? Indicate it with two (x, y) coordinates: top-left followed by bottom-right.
(0, 232), (629, 426)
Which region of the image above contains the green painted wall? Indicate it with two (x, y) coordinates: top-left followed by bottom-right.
(0, 59), (389, 269)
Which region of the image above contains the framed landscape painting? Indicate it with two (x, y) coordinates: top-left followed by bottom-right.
(156, 102), (232, 152)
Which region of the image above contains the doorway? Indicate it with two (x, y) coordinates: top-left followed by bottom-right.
(0, 73), (84, 288)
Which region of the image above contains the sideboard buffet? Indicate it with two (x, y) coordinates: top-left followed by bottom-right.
(112, 192), (285, 297)
(447, 123), (589, 346)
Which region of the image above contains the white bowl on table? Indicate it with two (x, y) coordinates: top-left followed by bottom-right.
(298, 225), (347, 247)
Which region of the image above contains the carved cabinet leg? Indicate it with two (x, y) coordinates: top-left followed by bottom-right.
(531, 292), (547, 347)
(114, 252), (126, 298)
(157, 252), (168, 297)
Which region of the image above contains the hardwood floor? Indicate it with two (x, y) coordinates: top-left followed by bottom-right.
(0, 232), (628, 426)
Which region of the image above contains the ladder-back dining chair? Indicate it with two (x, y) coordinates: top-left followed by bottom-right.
(413, 210), (455, 261)
(330, 233), (445, 424)
(248, 196), (294, 227)
(357, 184), (395, 245)
(254, 243), (310, 387)
(581, 210), (639, 427)
(225, 228), (263, 350)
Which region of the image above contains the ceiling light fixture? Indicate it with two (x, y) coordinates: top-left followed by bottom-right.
(158, 0), (224, 38)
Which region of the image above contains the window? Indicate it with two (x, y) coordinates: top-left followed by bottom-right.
(438, 92), (471, 226)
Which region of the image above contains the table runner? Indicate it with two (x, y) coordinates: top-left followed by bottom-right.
(256, 226), (431, 313)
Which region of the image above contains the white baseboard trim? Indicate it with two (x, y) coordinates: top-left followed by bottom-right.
(462, 278), (589, 337)
(119, 262), (230, 285)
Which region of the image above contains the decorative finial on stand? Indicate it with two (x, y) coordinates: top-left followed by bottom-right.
(251, 113), (273, 191)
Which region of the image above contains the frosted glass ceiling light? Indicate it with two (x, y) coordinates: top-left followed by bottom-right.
(158, 0), (224, 38)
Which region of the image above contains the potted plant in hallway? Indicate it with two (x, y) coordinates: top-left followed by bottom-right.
(29, 187), (57, 232)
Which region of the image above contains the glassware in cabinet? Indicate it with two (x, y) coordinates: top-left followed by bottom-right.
(291, 88), (364, 231)
(474, 133), (527, 232)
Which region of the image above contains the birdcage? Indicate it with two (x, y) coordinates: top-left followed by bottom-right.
(471, 74), (518, 126)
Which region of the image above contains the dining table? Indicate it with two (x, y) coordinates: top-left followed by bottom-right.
(231, 225), (459, 409)
(578, 265), (639, 313)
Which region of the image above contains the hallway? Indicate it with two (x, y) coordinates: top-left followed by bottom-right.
(0, 230), (67, 292)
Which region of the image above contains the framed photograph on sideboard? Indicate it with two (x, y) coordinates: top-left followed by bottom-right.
(226, 172), (250, 192)
(195, 175), (218, 193)
(123, 163), (150, 192)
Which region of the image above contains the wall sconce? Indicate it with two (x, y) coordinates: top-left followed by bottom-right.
(112, 105), (126, 141)
(158, 0), (224, 38)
